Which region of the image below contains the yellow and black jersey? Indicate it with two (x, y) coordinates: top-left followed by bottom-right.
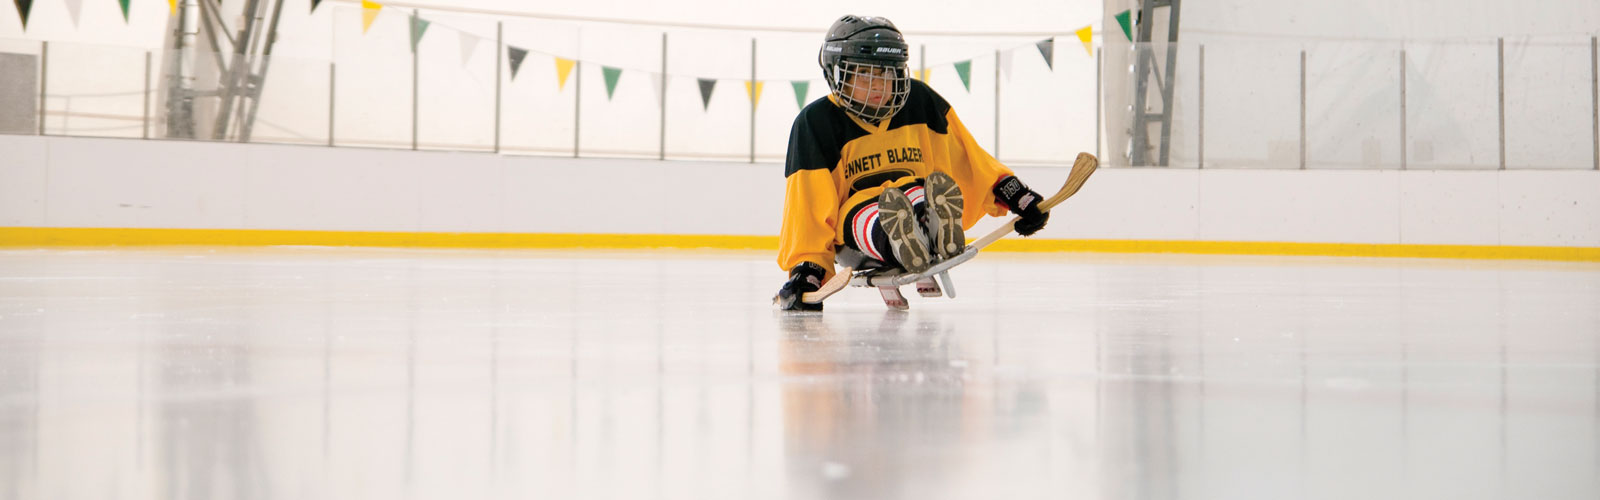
(778, 79), (1017, 279)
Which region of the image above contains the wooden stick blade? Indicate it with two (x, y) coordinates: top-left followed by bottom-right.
(800, 266), (852, 304)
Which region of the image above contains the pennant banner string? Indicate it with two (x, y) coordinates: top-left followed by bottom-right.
(337, 3), (1094, 91)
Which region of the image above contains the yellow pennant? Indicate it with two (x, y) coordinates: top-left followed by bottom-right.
(745, 81), (764, 108)
(555, 58), (576, 90)
(361, 0), (383, 34)
(168, 0), (177, 15)
(1076, 25), (1093, 56)
(916, 68), (931, 82)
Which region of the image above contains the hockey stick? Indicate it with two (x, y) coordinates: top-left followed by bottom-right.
(800, 152), (1099, 304)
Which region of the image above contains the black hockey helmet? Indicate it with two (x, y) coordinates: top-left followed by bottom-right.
(819, 15), (911, 122)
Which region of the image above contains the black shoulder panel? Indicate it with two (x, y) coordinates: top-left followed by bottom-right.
(784, 97), (872, 177)
(886, 79), (950, 135)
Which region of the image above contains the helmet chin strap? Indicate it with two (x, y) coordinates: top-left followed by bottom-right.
(846, 102), (890, 125)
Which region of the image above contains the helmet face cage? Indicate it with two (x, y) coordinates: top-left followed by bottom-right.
(828, 59), (910, 123)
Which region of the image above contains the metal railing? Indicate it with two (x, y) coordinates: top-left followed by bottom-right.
(4, 32), (1598, 170)
(1107, 37), (1600, 170)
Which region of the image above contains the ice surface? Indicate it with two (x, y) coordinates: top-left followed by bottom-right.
(1, 247), (1597, 499)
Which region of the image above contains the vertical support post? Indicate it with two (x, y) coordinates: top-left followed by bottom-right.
(412, 9), (420, 151)
(236, 0), (290, 144)
(494, 22), (502, 154)
(994, 49), (1001, 159)
(1299, 49), (1306, 170)
(1198, 45), (1204, 169)
(750, 38), (757, 164)
(1095, 50), (1101, 161)
(919, 44), (926, 86)
(574, 60), (581, 158)
(38, 41), (47, 136)
(1591, 36), (1597, 170)
(660, 32), (667, 161)
(210, 0), (267, 141)
(1400, 49), (1407, 170)
(1157, 1), (1182, 167)
(143, 51), (152, 140)
(1497, 37), (1505, 170)
(328, 62), (336, 147)
(328, 8), (336, 140)
(1130, 6), (1152, 167)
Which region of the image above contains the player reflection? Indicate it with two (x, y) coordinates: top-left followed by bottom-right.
(158, 336), (264, 500)
(0, 345), (39, 498)
(775, 312), (981, 498)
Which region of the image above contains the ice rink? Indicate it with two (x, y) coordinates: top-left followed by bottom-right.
(1, 246), (1598, 499)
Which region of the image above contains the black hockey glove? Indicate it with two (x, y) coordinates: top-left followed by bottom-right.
(774, 262), (826, 311)
(992, 175), (1050, 236)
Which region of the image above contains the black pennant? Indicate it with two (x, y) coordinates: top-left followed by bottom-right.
(311, 0), (323, 14)
(13, 0), (33, 30)
(507, 46), (528, 80)
(1035, 38), (1055, 70)
(697, 78), (717, 110)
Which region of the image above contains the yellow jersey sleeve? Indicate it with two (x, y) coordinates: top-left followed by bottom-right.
(777, 98), (847, 279)
(777, 168), (839, 280)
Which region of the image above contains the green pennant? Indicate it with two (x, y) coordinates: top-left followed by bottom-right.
(697, 78), (717, 110)
(13, 0), (33, 29)
(1115, 10), (1133, 42)
(602, 66), (622, 100)
(409, 14), (431, 52)
(953, 60), (972, 91)
(118, 0), (130, 23)
(791, 81), (810, 109)
(506, 46), (528, 81)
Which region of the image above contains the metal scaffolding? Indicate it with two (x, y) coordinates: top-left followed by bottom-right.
(162, 0), (286, 141)
(1128, 0), (1181, 167)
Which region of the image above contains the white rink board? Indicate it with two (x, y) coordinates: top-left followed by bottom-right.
(1197, 170), (1402, 244)
(0, 134), (1596, 247)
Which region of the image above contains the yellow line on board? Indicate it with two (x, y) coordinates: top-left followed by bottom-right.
(2, 227), (1597, 262)
(983, 239), (1600, 262)
(0, 227), (775, 250)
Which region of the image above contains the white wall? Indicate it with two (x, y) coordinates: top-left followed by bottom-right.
(0, 135), (782, 235)
(1176, 0), (1599, 41)
(9, 2), (1600, 168)
(2, 1), (1102, 163)
(3, 135), (1596, 249)
(1101, 0), (1600, 170)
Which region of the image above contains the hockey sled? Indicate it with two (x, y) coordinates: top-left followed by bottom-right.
(800, 152), (1099, 308)
(846, 255), (968, 310)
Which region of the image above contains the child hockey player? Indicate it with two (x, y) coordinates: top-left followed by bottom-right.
(775, 15), (1052, 311)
